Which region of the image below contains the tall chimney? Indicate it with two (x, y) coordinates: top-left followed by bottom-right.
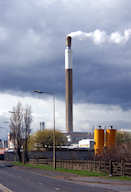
(65, 36), (73, 133)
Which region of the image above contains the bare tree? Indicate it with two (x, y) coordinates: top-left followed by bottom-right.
(9, 102), (32, 162)
(23, 105), (32, 162)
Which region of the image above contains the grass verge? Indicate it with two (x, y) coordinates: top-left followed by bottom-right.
(12, 162), (106, 177)
(12, 162), (131, 180)
(107, 176), (131, 181)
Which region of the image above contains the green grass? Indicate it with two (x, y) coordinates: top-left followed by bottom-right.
(12, 162), (131, 180)
(107, 176), (131, 181)
(12, 162), (54, 171)
(55, 167), (107, 176)
(12, 162), (106, 177)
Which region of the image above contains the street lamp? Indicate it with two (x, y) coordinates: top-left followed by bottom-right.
(8, 111), (15, 114)
(32, 90), (56, 169)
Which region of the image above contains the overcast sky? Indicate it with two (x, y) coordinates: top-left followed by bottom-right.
(0, 0), (131, 138)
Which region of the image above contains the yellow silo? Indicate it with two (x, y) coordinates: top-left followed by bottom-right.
(106, 128), (116, 149)
(94, 128), (104, 155)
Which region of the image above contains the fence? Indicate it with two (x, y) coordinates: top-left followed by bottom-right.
(29, 159), (131, 176)
(4, 150), (94, 161)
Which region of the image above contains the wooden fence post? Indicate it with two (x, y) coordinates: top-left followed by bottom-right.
(104, 161), (106, 172)
(121, 160), (123, 176)
(94, 160), (95, 171)
(109, 160), (113, 176)
(99, 161), (101, 171)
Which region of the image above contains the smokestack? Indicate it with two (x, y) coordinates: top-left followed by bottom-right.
(66, 36), (72, 48)
(65, 36), (73, 133)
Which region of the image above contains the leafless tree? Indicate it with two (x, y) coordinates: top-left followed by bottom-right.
(9, 102), (32, 162)
(23, 105), (32, 162)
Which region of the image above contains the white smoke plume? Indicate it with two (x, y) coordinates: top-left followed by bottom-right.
(68, 29), (131, 45)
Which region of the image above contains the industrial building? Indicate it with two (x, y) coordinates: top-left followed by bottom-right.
(65, 36), (117, 154)
(65, 132), (93, 145)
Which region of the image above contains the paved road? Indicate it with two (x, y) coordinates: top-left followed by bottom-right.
(0, 164), (114, 192)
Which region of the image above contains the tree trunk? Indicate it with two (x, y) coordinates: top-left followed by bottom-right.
(22, 139), (29, 164)
(17, 148), (22, 162)
(25, 139), (29, 162)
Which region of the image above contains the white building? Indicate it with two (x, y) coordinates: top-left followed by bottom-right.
(78, 139), (94, 149)
(8, 133), (15, 150)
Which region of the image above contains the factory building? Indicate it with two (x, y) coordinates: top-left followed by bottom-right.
(65, 132), (93, 145)
(65, 35), (117, 153)
(40, 121), (45, 130)
(65, 36), (95, 144)
(8, 132), (15, 151)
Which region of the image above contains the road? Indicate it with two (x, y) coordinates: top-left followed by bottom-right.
(0, 163), (114, 192)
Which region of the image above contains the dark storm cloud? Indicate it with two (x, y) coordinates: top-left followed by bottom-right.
(0, 53), (130, 110)
(73, 57), (131, 109)
(0, 58), (65, 94)
(0, 0), (131, 109)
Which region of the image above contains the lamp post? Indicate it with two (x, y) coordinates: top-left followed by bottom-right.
(33, 90), (56, 169)
(8, 111), (15, 114)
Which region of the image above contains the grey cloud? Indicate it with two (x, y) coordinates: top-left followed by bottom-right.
(0, 0), (131, 110)
(73, 56), (131, 109)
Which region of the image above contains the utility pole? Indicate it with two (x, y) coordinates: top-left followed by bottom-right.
(33, 90), (56, 169)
